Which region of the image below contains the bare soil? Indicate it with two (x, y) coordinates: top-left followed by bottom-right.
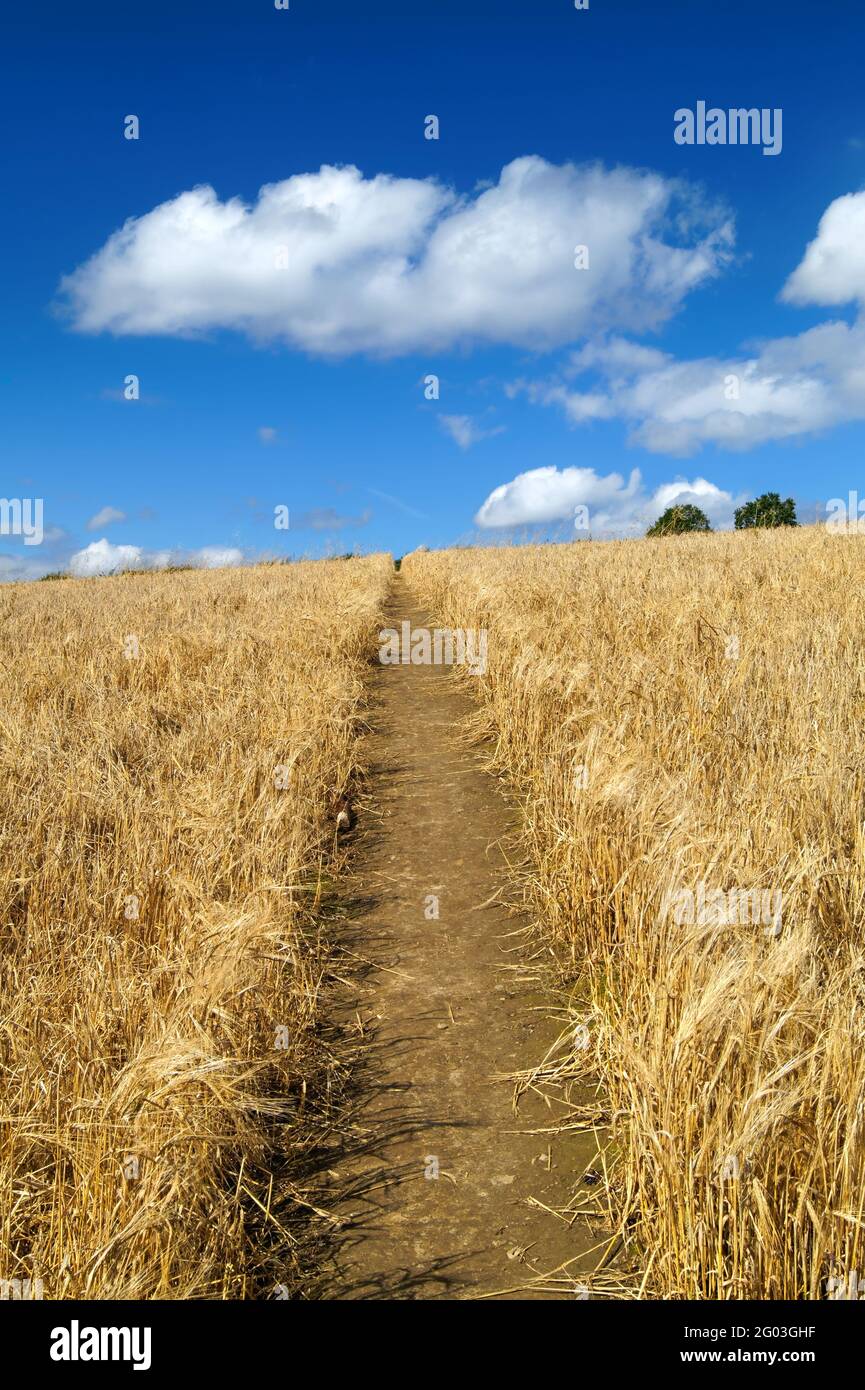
(319, 576), (599, 1299)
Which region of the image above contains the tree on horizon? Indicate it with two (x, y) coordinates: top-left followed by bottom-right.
(647, 504), (712, 537)
(735, 493), (798, 529)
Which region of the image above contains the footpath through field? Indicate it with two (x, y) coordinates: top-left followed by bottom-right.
(320, 574), (598, 1299)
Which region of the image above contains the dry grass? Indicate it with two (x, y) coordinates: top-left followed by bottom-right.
(0, 555), (391, 1299)
(403, 526), (865, 1299)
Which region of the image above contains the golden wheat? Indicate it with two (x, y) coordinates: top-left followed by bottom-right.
(0, 555), (391, 1300)
(403, 526), (865, 1300)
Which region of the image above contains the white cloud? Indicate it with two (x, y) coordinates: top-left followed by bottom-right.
(59, 158), (733, 356)
(68, 539), (244, 576)
(781, 191), (865, 307)
(518, 320), (865, 455)
(193, 547), (244, 568)
(648, 476), (739, 525)
(474, 464), (739, 534)
(439, 414), (505, 449)
(258, 426), (278, 444)
(501, 190), (865, 455)
(86, 505), (127, 530)
(511, 379), (617, 423)
(70, 539), (148, 576)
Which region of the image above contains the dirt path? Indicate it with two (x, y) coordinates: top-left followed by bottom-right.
(320, 575), (599, 1299)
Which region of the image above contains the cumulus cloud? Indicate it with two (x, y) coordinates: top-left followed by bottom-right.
(781, 191), (865, 307)
(68, 538), (244, 576)
(58, 158), (733, 356)
(86, 505), (127, 530)
(70, 539), (149, 576)
(516, 318), (865, 456)
(439, 414), (505, 449)
(501, 189), (865, 456)
(474, 465), (739, 534)
(194, 546), (245, 568)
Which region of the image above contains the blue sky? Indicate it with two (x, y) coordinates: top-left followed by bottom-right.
(3, 0), (865, 576)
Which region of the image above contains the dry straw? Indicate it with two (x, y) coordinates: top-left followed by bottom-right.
(0, 556), (391, 1299)
(404, 526), (865, 1299)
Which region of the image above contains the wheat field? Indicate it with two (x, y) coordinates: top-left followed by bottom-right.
(0, 556), (391, 1299)
(403, 526), (865, 1299)
(5, 531), (863, 1302)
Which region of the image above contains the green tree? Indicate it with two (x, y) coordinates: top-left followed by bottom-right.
(734, 492), (797, 529)
(646, 503), (712, 537)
